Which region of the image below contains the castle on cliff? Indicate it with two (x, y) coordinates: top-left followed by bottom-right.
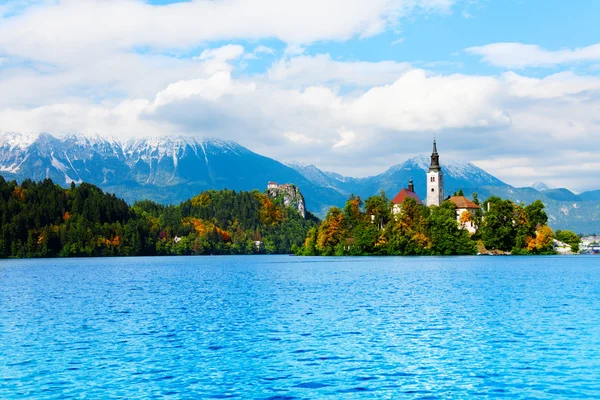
(266, 182), (306, 219)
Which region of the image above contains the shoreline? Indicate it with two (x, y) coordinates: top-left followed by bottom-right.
(2, 252), (595, 261)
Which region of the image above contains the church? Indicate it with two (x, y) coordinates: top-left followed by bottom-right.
(391, 140), (480, 233)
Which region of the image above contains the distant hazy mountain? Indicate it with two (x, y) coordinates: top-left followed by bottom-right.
(531, 181), (551, 192)
(542, 188), (581, 202)
(2, 132), (600, 233)
(289, 155), (506, 201)
(579, 190), (600, 202)
(361, 155), (507, 201)
(284, 162), (350, 194)
(287, 156), (600, 233)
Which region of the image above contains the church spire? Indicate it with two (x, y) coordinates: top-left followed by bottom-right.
(426, 137), (444, 207)
(429, 138), (441, 172)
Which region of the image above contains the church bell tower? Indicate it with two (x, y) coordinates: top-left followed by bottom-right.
(426, 139), (444, 206)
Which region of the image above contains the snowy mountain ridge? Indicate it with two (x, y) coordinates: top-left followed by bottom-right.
(0, 131), (349, 216)
(382, 154), (502, 183)
(0, 132), (245, 180)
(2, 132), (600, 232)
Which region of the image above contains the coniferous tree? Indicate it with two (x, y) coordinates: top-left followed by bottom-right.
(0, 179), (318, 258)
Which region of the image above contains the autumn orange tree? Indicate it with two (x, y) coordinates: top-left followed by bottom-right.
(316, 207), (345, 255)
(525, 225), (555, 254)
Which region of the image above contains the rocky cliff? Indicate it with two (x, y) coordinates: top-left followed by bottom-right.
(267, 184), (306, 219)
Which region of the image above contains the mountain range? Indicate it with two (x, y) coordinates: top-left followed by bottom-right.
(1, 132), (599, 233)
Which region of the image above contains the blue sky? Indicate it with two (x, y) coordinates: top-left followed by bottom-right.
(0, 0), (599, 190)
(142, 0), (600, 77)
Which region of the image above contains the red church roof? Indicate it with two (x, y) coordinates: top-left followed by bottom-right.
(392, 188), (423, 205)
(448, 196), (480, 209)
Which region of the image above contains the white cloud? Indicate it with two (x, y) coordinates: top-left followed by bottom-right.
(467, 42), (600, 69)
(254, 45), (275, 55)
(0, 0), (458, 110)
(196, 45), (245, 62)
(284, 44), (306, 57)
(347, 69), (510, 131)
(193, 44), (247, 74)
(284, 132), (322, 145)
(502, 71), (600, 99)
(0, 0), (598, 192)
(333, 128), (357, 148)
(0, 0), (458, 66)
(267, 54), (412, 86)
(4, 65), (600, 185)
(2, 63), (600, 190)
(244, 45), (277, 60)
(0, 100), (163, 138)
(149, 71), (256, 110)
(472, 154), (600, 192)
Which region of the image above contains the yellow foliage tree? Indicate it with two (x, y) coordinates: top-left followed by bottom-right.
(13, 187), (25, 201)
(459, 211), (472, 227)
(526, 225), (554, 253)
(191, 193), (211, 207)
(183, 217), (208, 236)
(258, 195), (282, 226)
(317, 208), (344, 252)
(412, 232), (431, 249)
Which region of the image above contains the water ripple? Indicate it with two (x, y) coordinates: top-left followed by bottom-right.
(1, 255), (600, 398)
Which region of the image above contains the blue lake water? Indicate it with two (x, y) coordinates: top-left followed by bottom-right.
(1, 256), (600, 399)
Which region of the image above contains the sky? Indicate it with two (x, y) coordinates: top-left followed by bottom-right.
(0, 0), (599, 191)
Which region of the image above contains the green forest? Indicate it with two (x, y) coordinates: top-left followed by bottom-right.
(296, 191), (570, 256)
(0, 177), (579, 259)
(0, 177), (318, 258)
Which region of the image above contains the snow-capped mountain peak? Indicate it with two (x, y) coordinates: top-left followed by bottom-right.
(387, 154), (489, 180)
(531, 181), (552, 192)
(0, 132), (39, 150)
(0, 132), (250, 186)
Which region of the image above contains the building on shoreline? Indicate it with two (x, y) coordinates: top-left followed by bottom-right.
(391, 179), (423, 215)
(580, 236), (600, 254)
(448, 196), (480, 234)
(391, 139), (480, 234)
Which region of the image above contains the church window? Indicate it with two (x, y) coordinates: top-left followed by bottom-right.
(431, 188), (434, 192)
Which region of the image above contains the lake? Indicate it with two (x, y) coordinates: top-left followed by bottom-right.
(1, 256), (600, 398)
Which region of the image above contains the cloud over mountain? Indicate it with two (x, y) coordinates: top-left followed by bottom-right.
(0, 1), (599, 192)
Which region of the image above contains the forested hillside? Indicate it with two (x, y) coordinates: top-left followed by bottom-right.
(3, 133), (600, 232)
(0, 177), (318, 258)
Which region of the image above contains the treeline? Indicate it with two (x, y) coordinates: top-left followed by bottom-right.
(297, 192), (570, 256)
(0, 178), (318, 258)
